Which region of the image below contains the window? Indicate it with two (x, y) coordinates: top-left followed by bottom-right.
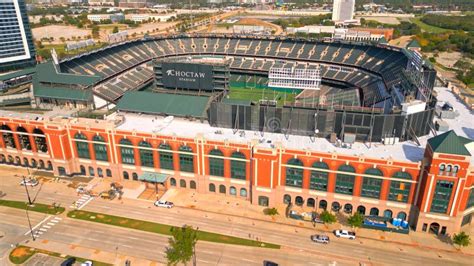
(120, 139), (135, 165)
(310, 161), (328, 191)
(430, 180), (454, 214)
(159, 143), (174, 170)
(75, 133), (90, 159)
(230, 152), (246, 180)
(209, 149), (224, 176)
(307, 198), (315, 207)
(17, 127), (31, 150)
(106, 169), (112, 177)
(240, 188), (247, 197)
(219, 185), (226, 194)
(230, 186), (237, 195)
(467, 189), (474, 209)
(97, 168), (103, 177)
(179, 146), (194, 173)
(209, 183), (216, 192)
(388, 172), (412, 203)
(361, 168), (383, 199)
(93, 135), (108, 162)
(33, 129), (48, 153)
(180, 179), (186, 188)
(80, 165), (86, 175)
(89, 166), (95, 176)
(283, 194), (291, 204)
(335, 165), (355, 195)
(1, 125), (16, 149)
(170, 178), (176, 186)
(139, 141), (154, 167)
(258, 196), (269, 207)
(285, 158), (303, 188)
(190, 180), (196, 189)
(123, 171), (129, 180)
(132, 173), (138, 181)
(439, 164), (445, 175)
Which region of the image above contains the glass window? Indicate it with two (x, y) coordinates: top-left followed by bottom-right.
(285, 158), (303, 188)
(230, 186), (237, 195)
(335, 165), (355, 195)
(209, 183), (216, 192)
(430, 180), (454, 214)
(179, 146), (194, 173)
(209, 149), (224, 177)
(159, 143), (174, 170)
(310, 161), (328, 191)
(139, 141), (154, 167)
(106, 169), (112, 177)
(123, 171), (129, 180)
(467, 189), (474, 209)
(33, 129), (48, 153)
(230, 152), (246, 180)
(75, 133), (90, 159)
(388, 172), (412, 203)
(120, 139), (135, 165)
(361, 168), (383, 199)
(93, 135), (108, 162)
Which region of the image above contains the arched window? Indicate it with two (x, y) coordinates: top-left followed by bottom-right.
(38, 160), (45, 169)
(139, 141), (154, 167)
(397, 212), (407, 220)
(388, 171), (412, 203)
(209, 149), (224, 177)
(180, 179), (186, 188)
(17, 127), (31, 151)
(7, 155), (13, 164)
(240, 188), (247, 197)
(132, 173), (138, 181)
(307, 198), (315, 207)
(120, 139), (135, 165)
(33, 128), (48, 153)
(15, 156), (20, 165)
(361, 168), (383, 199)
(383, 209), (393, 218)
(310, 161), (329, 191)
(58, 167), (67, 176)
(295, 196), (304, 206)
(219, 185), (226, 194)
(335, 164), (355, 195)
(230, 152), (246, 180)
(285, 158), (303, 188)
(209, 183), (216, 192)
(97, 168), (103, 177)
(369, 207), (379, 216)
(75, 133), (90, 159)
(332, 202), (341, 212)
(23, 157), (28, 167)
(453, 165), (459, 174)
(258, 196), (269, 207)
(123, 171), (129, 180)
(1, 125), (16, 149)
(446, 164), (452, 173)
(31, 159), (37, 168)
(159, 143), (173, 170)
(80, 165), (86, 175)
(93, 135), (108, 162)
(230, 186), (237, 195)
(179, 145), (194, 173)
(190, 180), (196, 189)
(170, 178), (176, 186)
(344, 203), (353, 214)
(357, 205), (366, 215)
(283, 194), (291, 204)
(439, 164), (445, 175)
(319, 200), (328, 210)
(47, 161), (53, 170)
(106, 169), (112, 177)
(89, 166), (95, 176)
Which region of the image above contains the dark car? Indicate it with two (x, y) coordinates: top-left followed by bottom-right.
(61, 257), (76, 266)
(311, 234), (330, 244)
(263, 260), (279, 266)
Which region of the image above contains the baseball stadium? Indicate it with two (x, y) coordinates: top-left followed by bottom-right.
(0, 34), (473, 236)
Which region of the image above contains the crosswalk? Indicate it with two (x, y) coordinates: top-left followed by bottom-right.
(70, 194), (94, 210)
(33, 216), (61, 239)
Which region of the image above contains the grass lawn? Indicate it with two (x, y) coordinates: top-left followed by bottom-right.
(229, 87), (296, 106)
(410, 17), (450, 33)
(36, 43), (107, 60)
(68, 210), (280, 249)
(9, 245), (112, 265)
(0, 199), (65, 215)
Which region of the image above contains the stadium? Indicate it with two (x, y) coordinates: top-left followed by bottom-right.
(1, 34), (473, 236)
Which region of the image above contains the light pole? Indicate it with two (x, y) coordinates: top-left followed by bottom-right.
(25, 205), (35, 241)
(22, 176), (32, 205)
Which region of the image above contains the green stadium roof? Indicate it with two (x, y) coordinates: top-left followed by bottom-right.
(407, 39), (421, 49)
(34, 85), (92, 101)
(0, 67), (36, 82)
(117, 91), (211, 119)
(427, 130), (472, 156)
(35, 61), (101, 86)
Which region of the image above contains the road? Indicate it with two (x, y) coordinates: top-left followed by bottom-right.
(0, 172), (472, 265)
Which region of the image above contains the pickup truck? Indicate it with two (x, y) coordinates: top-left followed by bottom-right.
(333, 230), (356, 240)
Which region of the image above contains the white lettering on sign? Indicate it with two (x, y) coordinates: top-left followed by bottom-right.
(166, 69), (206, 78)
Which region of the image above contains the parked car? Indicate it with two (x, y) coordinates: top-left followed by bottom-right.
(154, 200), (174, 208)
(333, 230), (356, 240)
(76, 185), (86, 194)
(61, 257), (76, 266)
(263, 260), (278, 266)
(81, 261), (93, 266)
(311, 234), (330, 244)
(312, 213), (324, 224)
(20, 178), (38, 187)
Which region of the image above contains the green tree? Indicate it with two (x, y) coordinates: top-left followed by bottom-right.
(112, 26), (119, 34)
(166, 225), (198, 266)
(263, 207), (279, 216)
(347, 212), (364, 228)
(453, 231), (471, 248)
(91, 25), (100, 39)
(319, 210), (336, 224)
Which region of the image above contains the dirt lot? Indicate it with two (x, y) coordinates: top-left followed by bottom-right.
(32, 25), (90, 41)
(389, 35), (413, 48)
(429, 51), (463, 68)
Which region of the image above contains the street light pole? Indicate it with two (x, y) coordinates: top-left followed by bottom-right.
(22, 176), (32, 205)
(25, 205), (35, 241)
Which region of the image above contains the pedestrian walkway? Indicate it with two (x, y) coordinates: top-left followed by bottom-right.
(32, 216), (62, 240)
(70, 194), (94, 210)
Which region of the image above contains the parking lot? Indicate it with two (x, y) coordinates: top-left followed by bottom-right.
(23, 253), (66, 266)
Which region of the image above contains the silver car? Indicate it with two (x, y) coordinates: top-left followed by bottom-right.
(311, 234), (330, 244)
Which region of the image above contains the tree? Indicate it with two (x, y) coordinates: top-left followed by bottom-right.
(263, 207), (279, 216)
(91, 25), (100, 39)
(347, 212), (364, 228)
(453, 231), (471, 248)
(320, 210), (336, 224)
(112, 26), (119, 34)
(166, 225), (198, 266)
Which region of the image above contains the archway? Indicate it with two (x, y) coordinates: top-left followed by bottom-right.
(209, 183), (216, 192)
(295, 196), (304, 206)
(39, 160), (45, 169)
(357, 205), (366, 215)
(170, 178), (176, 186)
(80, 165), (86, 175)
(319, 200), (328, 210)
(219, 185), (226, 194)
(240, 188), (247, 197)
(344, 203), (353, 214)
(123, 171), (129, 180)
(190, 181), (196, 189)
(307, 198), (315, 208)
(230, 186), (237, 195)
(180, 179), (186, 188)
(332, 202), (341, 212)
(383, 209), (393, 218)
(429, 222), (440, 235)
(283, 194), (291, 204)
(369, 207), (379, 216)
(397, 212), (407, 221)
(23, 158), (29, 167)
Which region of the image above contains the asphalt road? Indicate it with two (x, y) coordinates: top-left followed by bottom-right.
(0, 174), (472, 265)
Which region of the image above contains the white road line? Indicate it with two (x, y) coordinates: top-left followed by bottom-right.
(47, 222), (55, 226)
(121, 244), (133, 248)
(241, 259), (255, 262)
(198, 260), (211, 263)
(39, 228), (47, 232)
(36, 231), (44, 235)
(42, 225), (51, 229)
(77, 196), (94, 210)
(50, 220), (59, 223)
(126, 236), (138, 240)
(54, 217), (62, 220)
(24, 215), (51, 236)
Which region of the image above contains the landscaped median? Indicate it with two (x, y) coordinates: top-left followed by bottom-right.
(68, 210), (280, 249)
(9, 245), (112, 265)
(0, 199), (65, 214)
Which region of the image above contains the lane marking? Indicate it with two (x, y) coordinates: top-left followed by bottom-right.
(39, 228), (47, 232)
(43, 225), (51, 229)
(77, 196), (94, 210)
(24, 215), (51, 236)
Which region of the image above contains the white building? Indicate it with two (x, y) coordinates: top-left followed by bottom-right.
(125, 13), (176, 23)
(332, 0), (355, 22)
(88, 0), (115, 6)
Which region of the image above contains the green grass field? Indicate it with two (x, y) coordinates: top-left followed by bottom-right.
(228, 87), (296, 106)
(68, 210), (280, 249)
(36, 43), (107, 60)
(410, 17), (450, 33)
(0, 199), (65, 215)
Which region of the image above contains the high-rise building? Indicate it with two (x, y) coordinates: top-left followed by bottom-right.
(332, 0), (355, 22)
(0, 0), (36, 72)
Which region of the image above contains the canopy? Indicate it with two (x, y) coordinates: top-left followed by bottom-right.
(138, 172), (169, 183)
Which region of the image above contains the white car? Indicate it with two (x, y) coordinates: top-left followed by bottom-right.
(20, 179), (39, 187)
(154, 200), (174, 208)
(333, 230), (356, 239)
(81, 261), (93, 266)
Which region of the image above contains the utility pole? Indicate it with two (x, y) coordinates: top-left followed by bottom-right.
(25, 205), (35, 241)
(22, 176), (32, 205)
